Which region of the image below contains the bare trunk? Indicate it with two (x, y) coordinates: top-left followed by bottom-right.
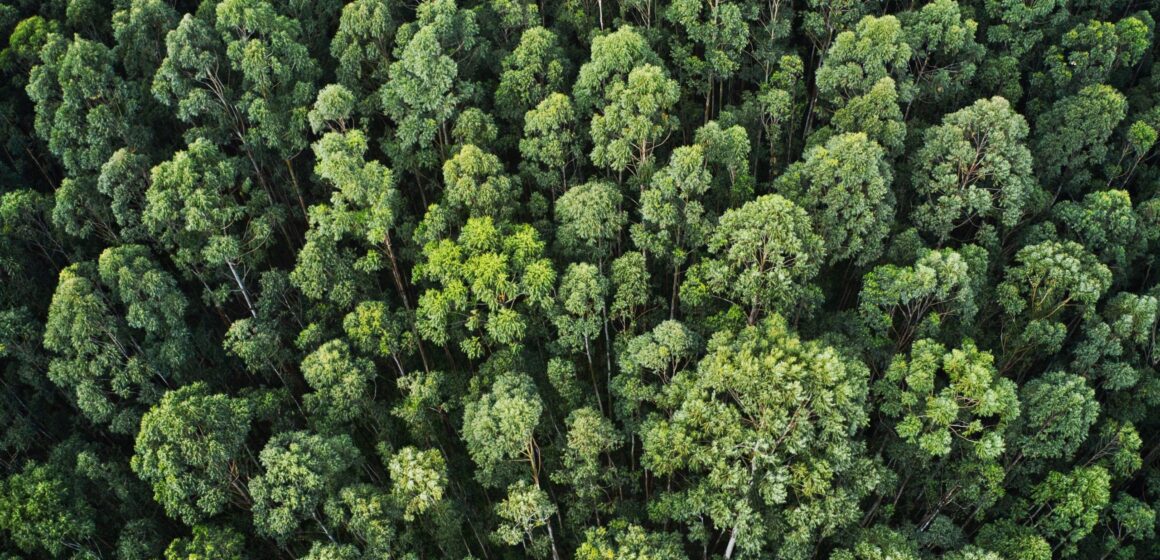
(724, 525), (739, 559)
(227, 260), (258, 318)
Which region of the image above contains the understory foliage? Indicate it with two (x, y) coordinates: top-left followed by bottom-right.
(3, 0), (1160, 558)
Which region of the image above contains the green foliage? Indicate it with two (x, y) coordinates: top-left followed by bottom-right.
(443, 144), (519, 221)
(858, 244), (986, 349)
(632, 145), (713, 270)
(682, 194), (824, 322)
(900, 0), (984, 110)
(641, 315), (877, 558)
(777, 132), (894, 265)
(1033, 84), (1127, 193)
(589, 64), (681, 176)
(877, 339), (1018, 459)
(387, 446), (447, 521)
(0, 461), (96, 556)
(7, 1), (1160, 558)
(1015, 371), (1100, 461)
(414, 216), (555, 357)
(44, 247), (191, 432)
(555, 180), (626, 261)
(164, 525), (245, 560)
(572, 26), (659, 115)
(910, 96), (1038, 243)
(574, 522), (684, 559)
(249, 430), (361, 541)
(997, 241), (1112, 361)
(816, 15), (913, 110)
(462, 371), (543, 486)
(496, 27), (567, 122)
(132, 383), (253, 524)
(520, 92), (581, 196)
(300, 340), (376, 428)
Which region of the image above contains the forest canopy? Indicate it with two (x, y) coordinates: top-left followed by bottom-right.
(2, 0), (1160, 558)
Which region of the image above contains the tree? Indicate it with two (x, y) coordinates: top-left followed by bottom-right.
(982, 0), (1068, 60)
(589, 64), (681, 178)
(574, 522), (685, 560)
(1014, 371), (1099, 462)
(609, 251), (653, 335)
(213, 0), (320, 159)
(1024, 466), (1111, 556)
(292, 128), (404, 310)
(663, 0), (748, 121)
(520, 92), (581, 197)
(876, 339), (1019, 459)
(1033, 84), (1127, 194)
(323, 484), (398, 556)
(144, 138), (282, 314)
(572, 26), (659, 115)
(553, 263), (610, 379)
(300, 340), (377, 429)
(380, 0), (481, 174)
(632, 145), (713, 314)
(413, 217), (556, 358)
(0, 460), (97, 556)
(899, 0), (984, 114)
(26, 33), (149, 243)
(612, 319), (702, 438)
(1036, 15), (1152, 93)
(330, 0), (397, 106)
(554, 180), (626, 262)
(308, 84), (357, 134)
(801, 0), (875, 55)
(681, 194), (825, 323)
(443, 144), (519, 221)
(553, 406), (622, 524)
(1053, 189), (1142, 271)
(494, 480), (560, 559)
(131, 383), (253, 525)
(694, 121), (753, 208)
(300, 542), (363, 560)
(164, 525), (245, 560)
(776, 132), (894, 265)
(496, 27), (568, 122)
(96, 148), (154, 243)
(997, 241), (1112, 368)
(828, 77), (906, 156)
(829, 526), (920, 560)
(815, 15), (912, 117)
(754, 55), (805, 173)
(910, 97), (1039, 244)
(858, 245), (986, 351)
(462, 371), (544, 487)
(387, 446), (447, 521)
(152, 0), (320, 173)
(641, 314), (877, 559)
(112, 0), (179, 81)
(43, 246), (191, 433)
(249, 430), (361, 542)
(27, 34), (145, 182)
(380, 24), (460, 172)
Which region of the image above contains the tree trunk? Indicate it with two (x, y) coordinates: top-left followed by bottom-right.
(226, 259), (258, 319)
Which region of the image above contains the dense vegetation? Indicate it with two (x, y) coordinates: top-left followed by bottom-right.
(1, 0), (1160, 558)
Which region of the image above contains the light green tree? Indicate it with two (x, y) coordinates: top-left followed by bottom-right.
(413, 217), (555, 359)
(641, 315), (878, 559)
